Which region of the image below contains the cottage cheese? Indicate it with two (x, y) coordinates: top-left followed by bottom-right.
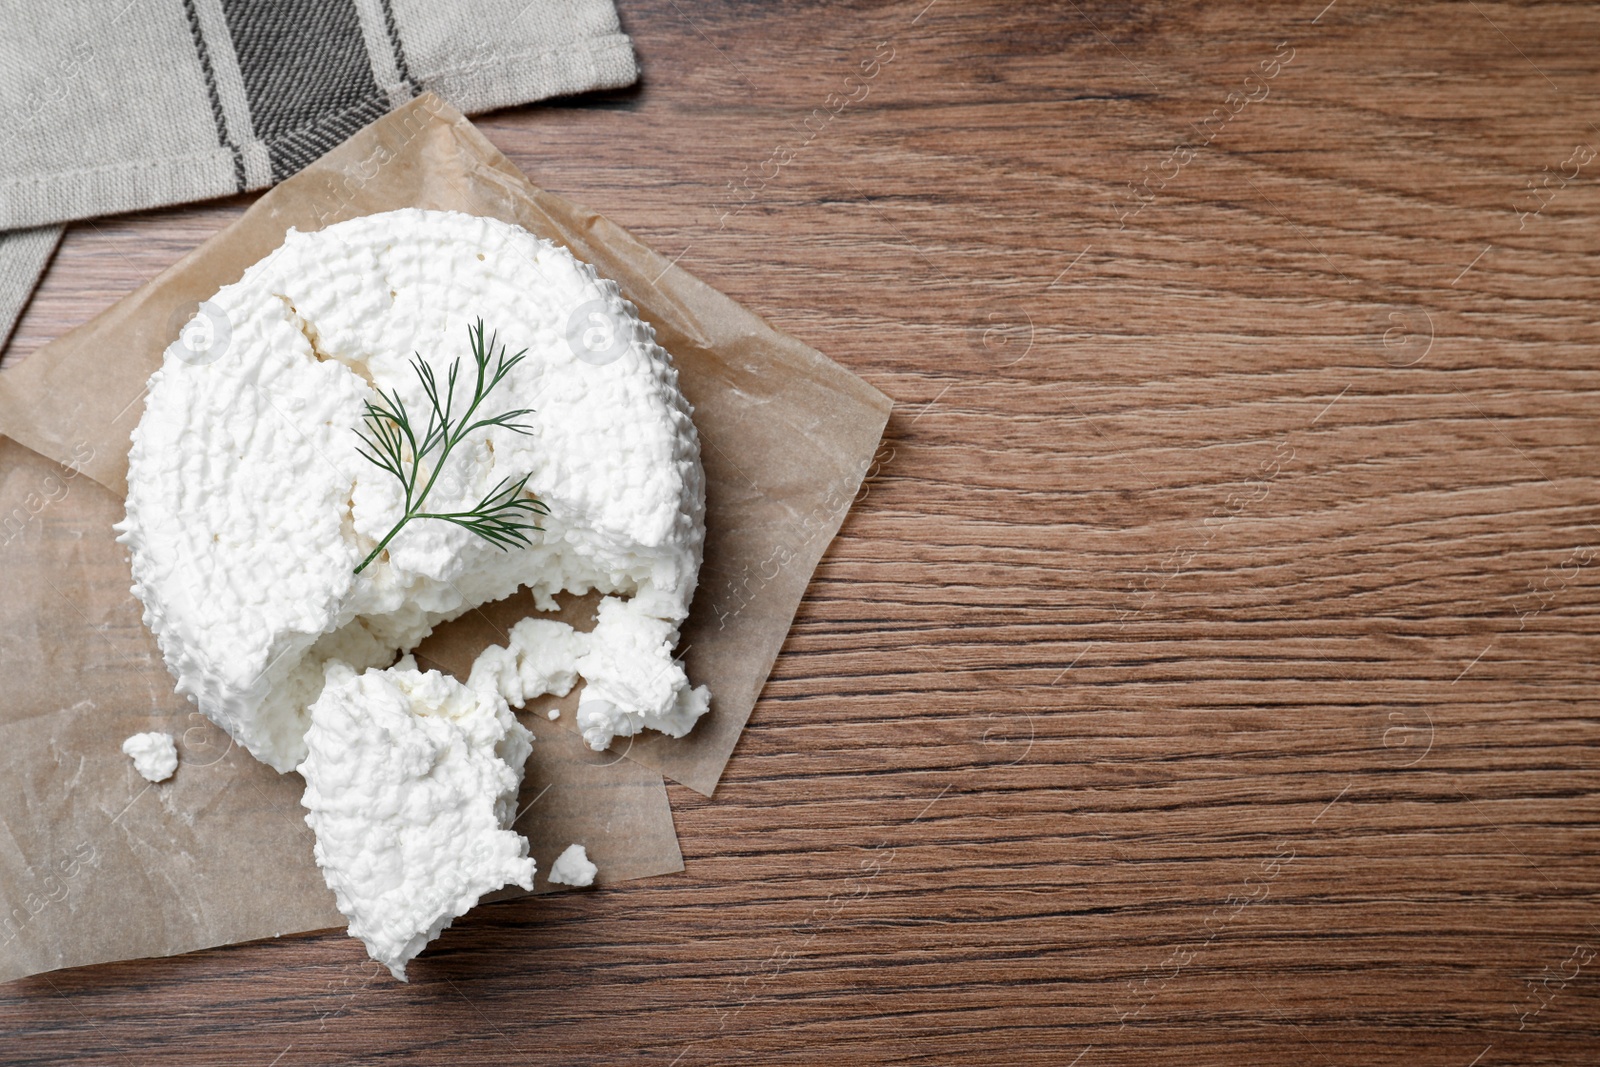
(299, 662), (534, 980)
(116, 208), (709, 773)
(121, 731), (177, 782)
(467, 596), (709, 750)
(466, 617), (584, 707)
(548, 844), (597, 887)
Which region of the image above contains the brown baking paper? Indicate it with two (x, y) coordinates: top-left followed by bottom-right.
(0, 95), (891, 982)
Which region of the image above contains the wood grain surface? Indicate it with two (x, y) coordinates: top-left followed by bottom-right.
(5, 1), (1600, 1063)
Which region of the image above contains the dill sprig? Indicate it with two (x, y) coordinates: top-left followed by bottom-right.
(352, 318), (547, 575)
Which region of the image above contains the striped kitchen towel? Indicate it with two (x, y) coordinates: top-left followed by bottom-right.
(0, 0), (637, 351)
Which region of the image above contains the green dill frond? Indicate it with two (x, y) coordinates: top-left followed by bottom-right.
(352, 319), (542, 575)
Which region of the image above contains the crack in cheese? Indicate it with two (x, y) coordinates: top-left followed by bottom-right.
(299, 662), (533, 980)
(116, 208), (710, 773)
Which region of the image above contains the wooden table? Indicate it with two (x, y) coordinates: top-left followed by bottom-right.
(5, 1), (1599, 1062)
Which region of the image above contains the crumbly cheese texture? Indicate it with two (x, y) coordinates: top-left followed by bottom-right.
(299, 662), (534, 981)
(116, 208), (708, 772)
(548, 844), (597, 887)
(467, 597), (710, 750)
(467, 617), (584, 708)
(121, 732), (178, 782)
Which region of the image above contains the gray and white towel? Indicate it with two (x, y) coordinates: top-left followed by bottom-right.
(0, 0), (637, 349)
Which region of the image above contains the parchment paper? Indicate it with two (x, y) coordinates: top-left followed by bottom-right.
(0, 95), (891, 981)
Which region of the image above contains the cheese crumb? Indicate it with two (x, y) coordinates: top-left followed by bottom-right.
(548, 844), (597, 887)
(121, 732), (177, 782)
(468, 595), (710, 751)
(466, 617), (583, 707)
(299, 662), (535, 980)
(575, 596), (709, 750)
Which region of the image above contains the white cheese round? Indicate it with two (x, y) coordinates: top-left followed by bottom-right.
(117, 209), (708, 772)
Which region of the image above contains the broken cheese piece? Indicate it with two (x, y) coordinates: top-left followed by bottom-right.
(299, 662), (534, 980)
(468, 595), (710, 751)
(121, 732), (178, 783)
(466, 617), (584, 707)
(548, 844), (597, 887)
